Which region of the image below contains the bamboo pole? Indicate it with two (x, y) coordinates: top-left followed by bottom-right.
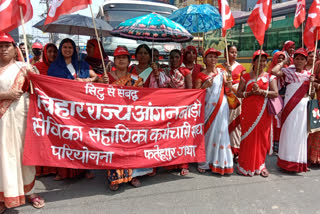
(224, 30), (229, 66)
(20, 6), (33, 94)
(89, 4), (108, 75)
(256, 44), (264, 80)
(19, 6), (30, 65)
(309, 28), (319, 96)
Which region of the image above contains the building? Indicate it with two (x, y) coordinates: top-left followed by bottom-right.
(174, 0), (242, 11)
(174, 0), (294, 11)
(243, 0), (292, 11)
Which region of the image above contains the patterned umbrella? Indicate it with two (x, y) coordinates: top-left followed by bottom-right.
(111, 13), (193, 43)
(167, 4), (222, 33)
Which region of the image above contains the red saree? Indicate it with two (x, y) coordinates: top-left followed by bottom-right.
(237, 73), (272, 176)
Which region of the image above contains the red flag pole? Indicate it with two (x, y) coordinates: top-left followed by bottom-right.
(89, 4), (108, 76)
(309, 28), (319, 95)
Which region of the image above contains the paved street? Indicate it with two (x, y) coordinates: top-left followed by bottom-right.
(6, 154), (320, 214)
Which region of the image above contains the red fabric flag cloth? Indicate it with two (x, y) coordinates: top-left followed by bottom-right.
(247, 0), (272, 46)
(304, 0), (320, 51)
(218, 0), (235, 37)
(23, 73), (206, 169)
(45, 0), (92, 25)
(294, 0), (306, 29)
(0, 0), (33, 33)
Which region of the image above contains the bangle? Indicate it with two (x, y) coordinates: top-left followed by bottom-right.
(242, 91), (247, 98)
(265, 90), (268, 97)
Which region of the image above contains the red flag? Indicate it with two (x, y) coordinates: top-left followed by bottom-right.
(45, 0), (92, 25)
(294, 0), (306, 28)
(247, 0), (272, 46)
(304, 0), (320, 51)
(0, 0), (33, 33)
(218, 0), (235, 37)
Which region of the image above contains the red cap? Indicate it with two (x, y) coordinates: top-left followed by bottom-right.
(0, 32), (14, 43)
(252, 50), (270, 61)
(114, 47), (129, 56)
(32, 42), (43, 49)
(204, 48), (221, 57)
(294, 48), (308, 57)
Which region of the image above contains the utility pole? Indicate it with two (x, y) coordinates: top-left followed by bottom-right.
(40, 0), (57, 43)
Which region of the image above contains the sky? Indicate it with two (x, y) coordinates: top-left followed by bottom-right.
(19, 0), (106, 44)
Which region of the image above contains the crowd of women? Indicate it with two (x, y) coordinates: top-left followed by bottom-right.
(1, 31), (320, 213)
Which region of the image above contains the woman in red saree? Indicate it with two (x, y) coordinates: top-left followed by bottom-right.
(0, 32), (45, 212)
(282, 40), (295, 65)
(237, 50), (278, 177)
(34, 43), (58, 75)
(217, 45), (246, 157)
(34, 43), (59, 177)
(182, 45), (204, 88)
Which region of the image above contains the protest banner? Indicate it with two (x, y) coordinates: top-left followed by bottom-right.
(23, 73), (206, 169)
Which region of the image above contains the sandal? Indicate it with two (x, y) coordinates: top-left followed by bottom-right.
(109, 184), (119, 191)
(197, 167), (206, 174)
(0, 202), (6, 214)
(28, 195), (45, 209)
(260, 169), (269, 177)
(180, 168), (189, 176)
(85, 171), (95, 179)
(130, 178), (141, 188)
(54, 175), (63, 181)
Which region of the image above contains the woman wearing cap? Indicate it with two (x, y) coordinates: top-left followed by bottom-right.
(30, 42), (43, 65)
(194, 48), (234, 175)
(273, 48), (316, 173)
(48, 38), (98, 180)
(0, 32), (45, 212)
(282, 40), (295, 65)
(182, 46), (204, 88)
(236, 50), (278, 177)
(105, 47), (153, 191)
(85, 39), (113, 77)
(216, 45), (246, 158)
(34, 43), (58, 76)
(267, 51), (286, 154)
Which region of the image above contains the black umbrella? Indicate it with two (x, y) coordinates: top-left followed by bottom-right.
(33, 14), (113, 37)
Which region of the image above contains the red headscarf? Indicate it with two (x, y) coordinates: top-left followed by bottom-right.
(268, 51), (285, 73)
(87, 39), (106, 59)
(282, 40), (295, 52)
(183, 45), (198, 64)
(34, 43), (57, 75)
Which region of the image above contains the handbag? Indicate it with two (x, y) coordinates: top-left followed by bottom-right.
(267, 96), (284, 115)
(307, 99), (320, 133)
